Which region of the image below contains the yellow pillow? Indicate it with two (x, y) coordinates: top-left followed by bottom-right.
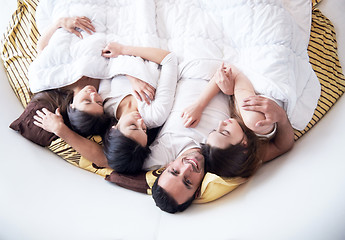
(145, 169), (247, 203)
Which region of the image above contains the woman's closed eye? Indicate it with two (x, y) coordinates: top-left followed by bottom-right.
(82, 99), (103, 106)
(210, 129), (230, 136)
(221, 130), (230, 136)
(129, 123), (147, 132)
(129, 124), (138, 130)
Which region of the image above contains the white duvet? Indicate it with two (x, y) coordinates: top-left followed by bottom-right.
(28, 0), (320, 130)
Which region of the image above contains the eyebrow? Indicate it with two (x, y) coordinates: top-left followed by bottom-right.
(211, 130), (228, 138)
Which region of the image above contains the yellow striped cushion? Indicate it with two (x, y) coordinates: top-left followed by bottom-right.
(48, 136), (113, 176)
(293, 7), (345, 140)
(312, 0), (322, 7)
(1, 0), (39, 107)
(1, 0), (344, 188)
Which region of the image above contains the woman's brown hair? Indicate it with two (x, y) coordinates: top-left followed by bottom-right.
(202, 96), (263, 178)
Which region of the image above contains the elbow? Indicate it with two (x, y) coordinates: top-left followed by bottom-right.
(244, 117), (274, 136)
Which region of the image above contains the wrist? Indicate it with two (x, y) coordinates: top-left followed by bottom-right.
(121, 45), (131, 55)
(54, 122), (68, 137)
(255, 123), (277, 139)
(56, 18), (66, 29)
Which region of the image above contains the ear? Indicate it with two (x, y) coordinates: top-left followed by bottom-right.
(70, 103), (75, 109)
(242, 139), (248, 147)
(195, 185), (202, 198)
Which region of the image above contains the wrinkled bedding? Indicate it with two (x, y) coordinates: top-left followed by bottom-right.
(28, 0), (320, 130)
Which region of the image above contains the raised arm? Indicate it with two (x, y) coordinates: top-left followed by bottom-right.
(37, 16), (95, 54)
(242, 95), (295, 162)
(102, 42), (170, 64)
(134, 52), (178, 128)
(227, 64), (274, 135)
(33, 108), (109, 168)
(181, 73), (221, 127)
(102, 42), (178, 128)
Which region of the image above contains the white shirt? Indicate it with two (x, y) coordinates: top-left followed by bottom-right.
(98, 53), (178, 129)
(143, 78), (231, 170)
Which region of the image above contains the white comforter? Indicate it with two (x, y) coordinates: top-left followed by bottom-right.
(28, 0), (320, 130)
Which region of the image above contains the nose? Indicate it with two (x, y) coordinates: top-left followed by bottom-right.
(181, 161), (194, 174)
(90, 92), (98, 100)
(217, 120), (226, 131)
(137, 118), (145, 129)
(91, 91), (102, 101)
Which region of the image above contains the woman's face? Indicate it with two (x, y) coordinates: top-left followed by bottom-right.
(206, 118), (245, 149)
(116, 111), (148, 147)
(71, 85), (104, 115)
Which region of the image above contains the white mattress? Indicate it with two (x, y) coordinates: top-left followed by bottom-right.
(1, 0), (345, 239)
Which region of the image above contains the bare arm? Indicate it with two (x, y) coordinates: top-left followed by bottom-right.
(33, 108), (109, 168)
(181, 72), (221, 127)
(228, 65), (274, 135)
(37, 16), (95, 54)
(242, 95), (295, 162)
(102, 42), (170, 64)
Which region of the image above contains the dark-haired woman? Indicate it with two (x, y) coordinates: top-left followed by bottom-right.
(145, 62), (294, 176)
(34, 39), (178, 173)
(99, 42), (178, 174)
(30, 16), (157, 137)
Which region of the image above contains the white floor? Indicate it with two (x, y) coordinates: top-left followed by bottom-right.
(0, 0), (16, 36)
(1, 1), (345, 240)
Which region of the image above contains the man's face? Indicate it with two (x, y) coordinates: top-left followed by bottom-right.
(158, 149), (205, 205)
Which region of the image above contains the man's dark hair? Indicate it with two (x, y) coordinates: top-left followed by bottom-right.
(152, 175), (197, 214)
(67, 104), (112, 137)
(103, 127), (151, 174)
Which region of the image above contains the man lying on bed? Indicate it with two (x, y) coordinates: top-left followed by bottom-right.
(146, 62), (294, 213)
(34, 55), (294, 213)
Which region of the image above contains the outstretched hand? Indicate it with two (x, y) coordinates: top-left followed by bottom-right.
(214, 63), (234, 95)
(127, 75), (156, 104)
(242, 95), (286, 128)
(59, 16), (95, 38)
(181, 103), (203, 128)
(102, 42), (125, 58)
(33, 108), (65, 135)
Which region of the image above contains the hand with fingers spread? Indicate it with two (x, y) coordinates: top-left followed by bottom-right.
(102, 42), (125, 58)
(127, 75), (156, 105)
(214, 62), (234, 95)
(37, 16), (96, 54)
(181, 103), (203, 128)
(242, 95), (286, 128)
(59, 16), (95, 38)
(33, 108), (65, 135)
